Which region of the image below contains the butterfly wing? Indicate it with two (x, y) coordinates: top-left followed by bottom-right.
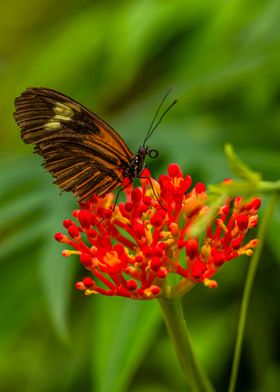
(14, 87), (133, 201)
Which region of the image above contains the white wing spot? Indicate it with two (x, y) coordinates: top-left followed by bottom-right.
(44, 121), (61, 130)
(53, 102), (73, 117)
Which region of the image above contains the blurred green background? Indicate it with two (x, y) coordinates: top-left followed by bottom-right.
(1, 0), (280, 391)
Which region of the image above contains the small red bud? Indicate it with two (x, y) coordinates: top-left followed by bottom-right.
(231, 238), (242, 249)
(157, 268), (168, 278)
(83, 277), (94, 288)
(87, 229), (98, 239)
(114, 244), (124, 255)
(125, 202), (133, 212)
(127, 280), (138, 291)
(192, 258), (206, 279)
(131, 188), (142, 204)
(63, 219), (73, 228)
(236, 214), (249, 230)
(245, 198), (261, 210)
(75, 281), (85, 290)
(214, 253), (225, 267)
(142, 168), (151, 177)
(195, 182), (206, 194)
(143, 247), (152, 258)
(78, 210), (92, 229)
(150, 212), (164, 227)
(54, 232), (68, 243)
(220, 205), (230, 215)
(168, 163), (182, 178)
(103, 209), (112, 220)
(150, 257), (162, 271)
(133, 222), (145, 239)
(186, 239), (198, 259)
(143, 195), (152, 205)
(80, 254), (93, 267)
(68, 224), (80, 239)
(150, 285), (161, 295)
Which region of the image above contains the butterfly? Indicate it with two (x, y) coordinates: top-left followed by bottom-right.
(14, 87), (176, 202)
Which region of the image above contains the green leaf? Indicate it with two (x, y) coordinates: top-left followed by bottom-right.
(91, 297), (161, 392)
(0, 248), (42, 355)
(224, 144), (262, 182)
(39, 195), (76, 342)
(0, 155), (43, 200)
(0, 190), (48, 230)
(0, 219), (48, 262)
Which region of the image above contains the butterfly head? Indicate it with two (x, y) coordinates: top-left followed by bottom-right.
(138, 145), (158, 159)
(122, 145), (158, 180)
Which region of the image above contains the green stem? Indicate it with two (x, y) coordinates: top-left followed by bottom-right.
(158, 297), (215, 392)
(258, 180), (280, 193)
(209, 179), (280, 198)
(228, 193), (278, 392)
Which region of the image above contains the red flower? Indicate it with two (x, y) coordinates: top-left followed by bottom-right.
(55, 164), (261, 300)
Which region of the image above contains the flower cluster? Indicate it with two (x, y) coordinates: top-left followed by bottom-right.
(55, 164), (261, 300)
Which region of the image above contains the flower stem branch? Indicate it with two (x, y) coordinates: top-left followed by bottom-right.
(209, 179), (280, 198)
(228, 193), (278, 392)
(258, 180), (280, 193)
(158, 297), (215, 392)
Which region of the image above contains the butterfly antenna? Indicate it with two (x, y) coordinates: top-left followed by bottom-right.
(143, 88), (176, 145)
(144, 98), (177, 144)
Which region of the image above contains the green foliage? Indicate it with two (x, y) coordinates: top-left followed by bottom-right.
(224, 144), (262, 182)
(0, 0), (279, 391)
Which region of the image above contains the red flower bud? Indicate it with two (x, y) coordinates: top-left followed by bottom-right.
(80, 254), (93, 267)
(168, 163), (182, 178)
(192, 258), (206, 279)
(245, 198), (261, 210)
(54, 232), (67, 242)
(87, 229), (98, 240)
(186, 239), (198, 259)
(214, 253), (225, 267)
(83, 277), (94, 288)
(150, 212), (164, 227)
(132, 188), (142, 204)
(150, 257), (162, 271)
(103, 208), (112, 220)
(157, 268), (168, 278)
(143, 195), (152, 205)
(68, 224), (80, 239)
(143, 246), (152, 258)
(125, 202), (133, 212)
(236, 214), (249, 230)
(133, 222), (145, 239)
(63, 219), (73, 228)
(150, 285), (161, 295)
(195, 182), (206, 194)
(127, 280), (138, 291)
(78, 210), (92, 229)
(114, 243), (124, 255)
(231, 238), (242, 249)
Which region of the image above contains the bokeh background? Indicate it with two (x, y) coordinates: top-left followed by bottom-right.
(1, 1), (280, 391)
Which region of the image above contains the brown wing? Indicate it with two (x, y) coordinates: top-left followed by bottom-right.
(14, 87), (133, 201)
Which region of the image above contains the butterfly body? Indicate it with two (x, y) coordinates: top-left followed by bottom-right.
(14, 87), (154, 201)
(123, 145), (149, 179)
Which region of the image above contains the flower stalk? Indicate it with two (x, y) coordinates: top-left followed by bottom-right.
(158, 297), (215, 392)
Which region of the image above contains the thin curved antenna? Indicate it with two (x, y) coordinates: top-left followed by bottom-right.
(143, 98), (177, 145)
(143, 88), (175, 145)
